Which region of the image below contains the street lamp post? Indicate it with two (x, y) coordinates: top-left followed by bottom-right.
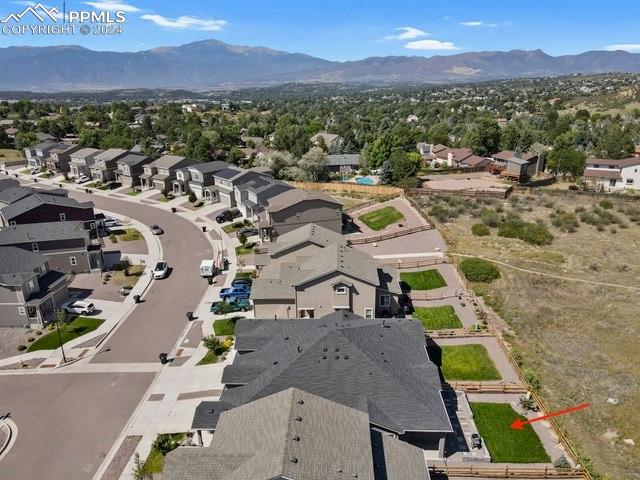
(55, 320), (67, 364)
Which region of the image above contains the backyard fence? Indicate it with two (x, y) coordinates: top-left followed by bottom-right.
(405, 186), (512, 199)
(514, 186), (640, 202)
(381, 256), (446, 269)
(346, 224), (434, 245)
(425, 327), (495, 338)
(429, 464), (588, 479)
(444, 382), (529, 394)
(409, 288), (462, 302)
(344, 200), (377, 213)
(287, 180), (403, 196)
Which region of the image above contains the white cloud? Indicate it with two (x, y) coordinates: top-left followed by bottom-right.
(384, 26), (428, 41)
(83, 1), (141, 12)
(604, 44), (640, 52)
(404, 39), (459, 51)
(141, 14), (227, 31)
(460, 20), (511, 28)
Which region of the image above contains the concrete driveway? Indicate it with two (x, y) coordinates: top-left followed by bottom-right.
(66, 191), (214, 364)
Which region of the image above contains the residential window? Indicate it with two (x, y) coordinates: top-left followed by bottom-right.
(9, 221), (16, 226)
(70, 256), (77, 266)
(18, 307), (26, 316)
(31, 242), (39, 252)
(626, 179), (634, 185)
(89, 222), (96, 229)
(26, 280), (34, 290)
(609, 179), (617, 187)
(364, 308), (374, 319)
(379, 295), (390, 307)
(59, 213), (67, 221)
(336, 286), (348, 295)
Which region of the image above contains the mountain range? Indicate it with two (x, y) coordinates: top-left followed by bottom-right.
(2, 39), (640, 91)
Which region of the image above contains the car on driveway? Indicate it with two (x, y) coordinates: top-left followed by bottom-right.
(61, 300), (96, 315)
(210, 298), (251, 314)
(219, 286), (251, 301)
(76, 175), (90, 184)
(215, 209), (242, 223)
(153, 261), (169, 279)
(236, 227), (258, 238)
(471, 433), (482, 449)
(150, 224), (164, 235)
(231, 277), (252, 288)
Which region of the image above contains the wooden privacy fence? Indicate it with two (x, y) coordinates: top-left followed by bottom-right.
(426, 327), (495, 338)
(287, 181), (403, 196)
(405, 186), (512, 199)
(514, 186), (640, 202)
(429, 464), (587, 479)
(346, 224), (434, 245)
(409, 288), (461, 301)
(381, 256), (446, 269)
(344, 200), (376, 213)
(444, 382), (529, 394)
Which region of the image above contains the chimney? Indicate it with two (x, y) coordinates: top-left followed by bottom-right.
(447, 152), (454, 166)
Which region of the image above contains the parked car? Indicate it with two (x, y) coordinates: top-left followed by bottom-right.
(61, 300), (95, 315)
(216, 209), (242, 223)
(153, 261), (169, 279)
(236, 227), (258, 238)
(471, 433), (482, 449)
(231, 277), (252, 288)
(150, 224), (164, 235)
(219, 286), (251, 301)
(103, 218), (119, 228)
(210, 298), (251, 314)
(76, 175), (90, 184)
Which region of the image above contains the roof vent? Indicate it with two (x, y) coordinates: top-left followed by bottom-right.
(344, 355), (349, 359)
(209, 408), (215, 414)
(290, 457), (298, 463)
(335, 355), (340, 359)
(284, 336), (289, 340)
(297, 399), (304, 405)
(292, 435), (301, 441)
(273, 361), (278, 365)
(323, 347), (328, 352)
(322, 355), (327, 359)
(335, 347), (340, 352)
(295, 416), (302, 422)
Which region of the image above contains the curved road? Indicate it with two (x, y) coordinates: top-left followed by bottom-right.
(68, 191), (214, 363)
(0, 190), (213, 480)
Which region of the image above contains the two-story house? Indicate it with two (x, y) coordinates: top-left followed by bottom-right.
(115, 153), (154, 187)
(0, 221), (103, 273)
(257, 189), (343, 240)
(45, 144), (83, 173)
(251, 224), (404, 319)
(0, 246), (69, 328)
(140, 155), (197, 193)
(24, 142), (64, 170)
(583, 157), (640, 191)
(310, 132), (343, 153)
(490, 150), (539, 181)
(69, 148), (103, 178)
(233, 174), (293, 220)
(0, 192), (97, 233)
(172, 161), (230, 199)
(89, 148), (129, 183)
(209, 166), (256, 207)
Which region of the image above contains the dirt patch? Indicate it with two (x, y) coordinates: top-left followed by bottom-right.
(411, 191), (640, 478)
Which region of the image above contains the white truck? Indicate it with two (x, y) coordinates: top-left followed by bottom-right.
(200, 259), (216, 278)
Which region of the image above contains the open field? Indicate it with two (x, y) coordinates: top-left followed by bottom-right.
(471, 402), (550, 463)
(411, 191), (640, 479)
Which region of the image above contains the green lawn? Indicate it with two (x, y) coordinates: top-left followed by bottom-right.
(235, 271), (253, 279)
(413, 305), (462, 330)
(235, 242), (255, 256)
(400, 269), (447, 290)
(213, 318), (237, 336)
(143, 433), (184, 474)
(0, 148), (24, 159)
(470, 403), (551, 463)
(116, 228), (143, 241)
(437, 344), (501, 381)
(126, 190), (142, 196)
(196, 349), (219, 365)
(358, 206), (404, 231)
(157, 195), (171, 203)
(38, 172), (54, 179)
(28, 317), (104, 352)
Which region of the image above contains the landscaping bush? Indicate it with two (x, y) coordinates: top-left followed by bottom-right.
(480, 208), (500, 227)
(460, 258), (500, 283)
(428, 203), (458, 223)
(599, 199), (614, 210)
(498, 218), (553, 245)
(188, 192), (197, 203)
(471, 223), (491, 236)
(17, 344), (27, 351)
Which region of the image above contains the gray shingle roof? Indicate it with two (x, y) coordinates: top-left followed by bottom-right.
(0, 178), (19, 192)
(270, 223), (345, 257)
(214, 167), (244, 180)
(198, 312), (451, 435)
(0, 221), (87, 245)
(168, 387), (428, 480)
(267, 189), (341, 212)
(326, 154), (361, 167)
(116, 153), (150, 167)
(0, 193), (93, 221)
(187, 161), (231, 174)
(0, 246), (45, 286)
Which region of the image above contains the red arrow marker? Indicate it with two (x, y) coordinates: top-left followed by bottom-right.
(510, 402), (590, 430)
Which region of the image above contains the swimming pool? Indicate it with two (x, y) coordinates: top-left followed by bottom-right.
(355, 176), (376, 185)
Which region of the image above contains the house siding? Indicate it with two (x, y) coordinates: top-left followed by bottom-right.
(4, 204), (95, 229)
(268, 199), (342, 237)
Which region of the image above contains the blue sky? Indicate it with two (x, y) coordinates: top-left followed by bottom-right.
(2, 0), (640, 60)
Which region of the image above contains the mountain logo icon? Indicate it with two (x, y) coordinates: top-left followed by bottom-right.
(1, 3), (61, 23)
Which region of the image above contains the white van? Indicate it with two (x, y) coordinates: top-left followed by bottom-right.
(200, 259), (215, 278)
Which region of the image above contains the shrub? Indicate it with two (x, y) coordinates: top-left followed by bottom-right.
(151, 434), (181, 456)
(471, 223), (491, 236)
(109, 234), (118, 243)
(428, 204), (457, 223)
(480, 208), (500, 227)
(460, 258), (500, 283)
(599, 199), (614, 210)
(17, 344), (27, 351)
(27, 337), (35, 342)
(203, 335), (221, 351)
(498, 219), (554, 245)
(188, 192), (197, 203)
(550, 211), (580, 232)
(554, 455), (572, 469)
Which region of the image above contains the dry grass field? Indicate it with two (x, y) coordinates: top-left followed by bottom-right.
(412, 191), (640, 480)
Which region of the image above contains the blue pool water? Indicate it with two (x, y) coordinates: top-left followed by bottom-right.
(355, 176), (375, 185)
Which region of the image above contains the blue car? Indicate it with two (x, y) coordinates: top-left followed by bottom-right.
(219, 286), (251, 301)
